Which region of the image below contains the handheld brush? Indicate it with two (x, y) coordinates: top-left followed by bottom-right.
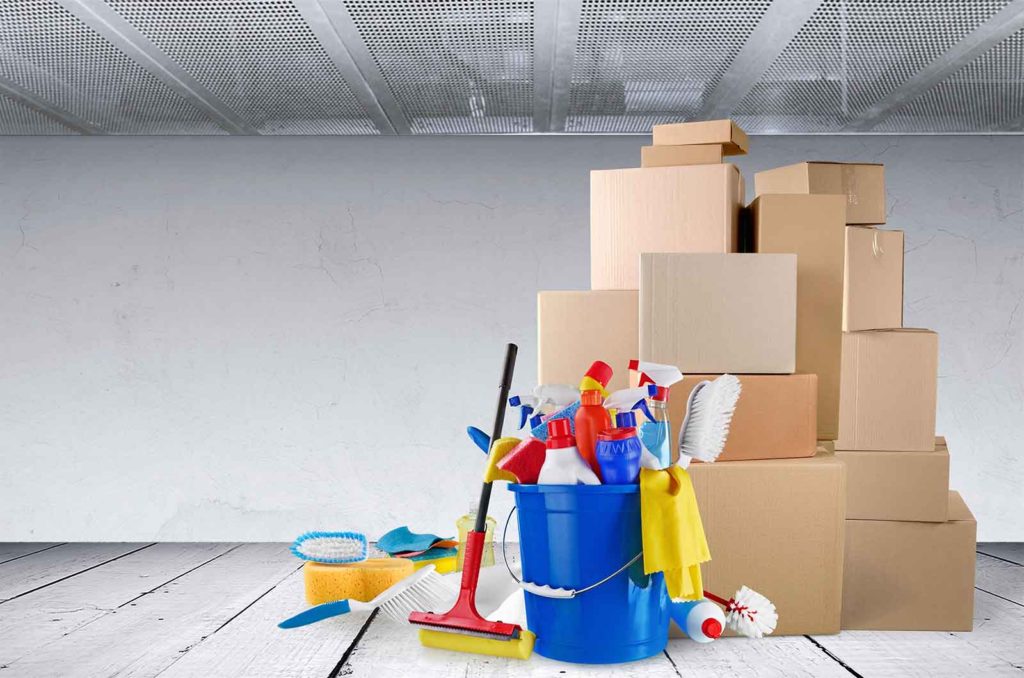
(678, 374), (741, 465)
(409, 343), (536, 660)
(290, 531), (367, 564)
(704, 586), (778, 638)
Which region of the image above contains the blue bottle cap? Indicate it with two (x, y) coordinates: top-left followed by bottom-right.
(615, 411), (637, 428)
(509, 395), (522, 406)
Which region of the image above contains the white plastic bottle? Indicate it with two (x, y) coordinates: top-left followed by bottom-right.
(537, 418), (600, 485)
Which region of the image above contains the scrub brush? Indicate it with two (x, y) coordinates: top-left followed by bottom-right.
(704, 586), (778, 638)
(279, 564), (452, 628)
(290, 531), (368, 564)
(678, 374), (741, 464)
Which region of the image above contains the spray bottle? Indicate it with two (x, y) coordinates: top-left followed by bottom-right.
(508, 384), (578, 430)
(629, 360), (684, 469)
(537, 418), (600, 485)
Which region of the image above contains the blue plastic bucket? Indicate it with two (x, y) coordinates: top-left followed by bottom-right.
(508, 483), (669, 664)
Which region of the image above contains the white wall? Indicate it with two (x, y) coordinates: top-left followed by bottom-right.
(1, 135), (1021, 541)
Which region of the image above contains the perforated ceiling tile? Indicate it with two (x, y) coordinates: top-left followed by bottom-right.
(0, 93), (77, 134)
(735, 0), (1011, 133)
(104, 0), (377, 135)
(567, 0), (772, 133)
(344, 0), (534, 134)
(0, 0), (221, 134)
(878, 27), (1024, 132)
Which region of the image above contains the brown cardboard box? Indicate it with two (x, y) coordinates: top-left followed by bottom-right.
(835, 437), (950, 522)
(590, 164), (743, 290)
(842, 492), (976, 631)
(653, 374), (817, 462)
(641, 144), (724, 167)
(844, 226), (905, 331)
(537, 291), (637, 392)
(754, 162), (886, 224)
(639, 253), (797, 373)
(651, 119), (749, 155)
(684, 454), (846, 635)
(749, 195), (845, 439)
(836, 329), (938, 451)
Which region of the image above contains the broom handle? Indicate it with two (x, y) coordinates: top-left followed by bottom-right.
(474, 343), (517, 532)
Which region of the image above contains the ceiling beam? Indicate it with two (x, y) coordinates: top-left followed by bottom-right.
(293, 0), (410, 135)
(546, 0), (583, 133)
(0, 73), (104, 135)
(58, 0), (255, 135)
(846, 0), (1024, 132)
(698, 0), (825, 120)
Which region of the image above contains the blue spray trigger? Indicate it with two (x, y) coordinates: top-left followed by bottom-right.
(518, 405), (534, 429)
(466, 426), (490, 453)
(636, 399), (656, 423)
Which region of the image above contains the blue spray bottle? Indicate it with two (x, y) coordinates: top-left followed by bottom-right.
(629, 360), (684, 469)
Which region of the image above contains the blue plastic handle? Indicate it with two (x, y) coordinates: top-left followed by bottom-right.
(278, 599), (351, 629)
(467, 426), (490, 453)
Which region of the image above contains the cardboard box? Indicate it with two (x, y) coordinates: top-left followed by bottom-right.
(749, 195), (846, 439)
(844, 226), (904, 331)
(836, 329), (938, 452)
(684, 454), (846, 635)
(537, 291), (637, 392)
(651, 119), (749, 155)
(754, 162), (885, 224)
(641, 144), (724, 168)
(835, 438), (950, 522)
(653, 374), (817, 462)
(590, 165), (743, 290)
(842, 492), (976, 631)
(639, 253), (796, 373)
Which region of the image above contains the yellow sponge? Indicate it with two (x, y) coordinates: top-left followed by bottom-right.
(303, 558), (414, 605)
(419, 628), (535, 659)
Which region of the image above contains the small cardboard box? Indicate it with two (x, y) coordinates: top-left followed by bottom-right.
(844, 226), (904, 331)
(685, 454), (846, 635)
(748, 195), (846, 439)
(537, 291), (637, 392)
(754, 162), (885, 224)
(651, 373), (817, 462)
(641, 144), (724, 167)
(836, 329), (938, 452)
(590, 164), (743, 290)
(639, 253), (796, 373)
(835, 437), (950, 522)
(651, 119), (749, 155)
(842, 492), (976, 631)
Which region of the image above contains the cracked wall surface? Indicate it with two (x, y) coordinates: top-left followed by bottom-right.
(0, 134), (1021, 541)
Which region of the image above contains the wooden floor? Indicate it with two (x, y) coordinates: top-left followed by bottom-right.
(0, 543), (1021, 677)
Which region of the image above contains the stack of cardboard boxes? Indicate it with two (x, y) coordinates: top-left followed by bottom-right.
(537, 120), (977, 636)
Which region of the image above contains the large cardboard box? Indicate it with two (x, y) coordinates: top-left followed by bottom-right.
(651, 119), (749, 155)
(639, 253), (797, 373)
(754, 162), (885, 225)
(641, 144), (724, 167)
(537, 291), (637, 392)
(685, 454), (846, 635)
(844, 226), (904, 331)
(835, 437), (950, 522)
(842, 492), (976, 631)
(652, 374), (817, 462)
(590, 164), (743, 290)
(749, 195), (846, 439)
(836, 329), (938, 452)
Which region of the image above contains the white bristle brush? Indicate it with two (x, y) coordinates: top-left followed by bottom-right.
(705, 586), (778, 639)
(278, 564), (454, 629)
(290, 530), (367, 564)
(677, 374), (741, 464)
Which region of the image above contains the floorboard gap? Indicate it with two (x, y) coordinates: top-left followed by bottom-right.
(329, 608), (379, 678)
(805, 635), (865, 678)
(662, 649), (683, 677)
(117, 544), (243, 609)
(0, 543), (67, 566)
(978, 550), (1024, 568)
(976, 586), (1024, 609)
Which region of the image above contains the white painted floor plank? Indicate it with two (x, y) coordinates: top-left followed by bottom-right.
(978, 543), (1024, 566)
(158, 567), (365, 678)
(3, 543), (298, 678)
(0, 543), (151, 602)
(664, 636), (853, 677)
(0, 543), (237, 667)
(977, 553), (1024, 607)
(0, 544), (62, 565)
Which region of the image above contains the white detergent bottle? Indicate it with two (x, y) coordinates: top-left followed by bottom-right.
(670, 599), (726, 644)
(537, 418), (600, 485)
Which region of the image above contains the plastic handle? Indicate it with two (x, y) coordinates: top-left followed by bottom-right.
(520, 582), (576, 599)
(278, 599), (351, 628)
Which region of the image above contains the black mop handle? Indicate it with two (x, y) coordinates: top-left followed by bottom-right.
(475, 342), (517, 533)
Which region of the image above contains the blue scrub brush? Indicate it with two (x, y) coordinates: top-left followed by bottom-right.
(290, 531), (368, 564)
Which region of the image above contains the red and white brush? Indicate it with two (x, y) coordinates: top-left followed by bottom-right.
(704, 586), (778, 638)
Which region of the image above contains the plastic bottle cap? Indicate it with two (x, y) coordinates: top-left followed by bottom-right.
(615, 411), (637, 428)
(628, 359), (640, 371)
(701, 618), (723, 639)
(545, 418), (575, 449)
(584, 360), (613, 388)
(580, 389), (604, 406)
(597, 427), (634, 442)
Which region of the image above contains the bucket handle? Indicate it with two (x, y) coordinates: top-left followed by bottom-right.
(501, 506), (643, 599)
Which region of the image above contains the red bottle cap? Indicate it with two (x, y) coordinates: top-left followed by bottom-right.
(701, 617), (723, 639)
(597, 427), (634, 442)
(580, 389), (604, 406)
(651, 386), (669, 402)
(545, 418), (576, 449)
(584, 360), (613, 388)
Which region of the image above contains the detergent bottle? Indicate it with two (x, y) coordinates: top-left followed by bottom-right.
(572, 361), (614, 477)
(669, 599), (726, 643)
(614, 410), (664, 471)
(595, 417), (644, 485)
(537, 418), (600, 485)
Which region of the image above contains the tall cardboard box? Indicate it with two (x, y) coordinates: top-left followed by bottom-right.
(843, 492), (976, 631)
(651, 119), (749, 155)
(837, 329), (938, 451)
(590, 165), (743, 290)
(835, 437), (950, 522)
(749, 195), (846, 439)
(537, 291), (637, 392)
(686, 455), (846, 635)
(641, 144), (724, 167)
(754, 162), (885, 225)
(639, 253), (797, 373)
(845, 226), (904, 331)
(655, 374), (817, 462)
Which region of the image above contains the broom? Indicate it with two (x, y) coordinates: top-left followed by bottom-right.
(703, 586), (778, 638)
(409, 343), (535, 659)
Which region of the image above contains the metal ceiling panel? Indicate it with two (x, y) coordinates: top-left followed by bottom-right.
(0, 91), (77, 134)
(0, 0), (222, 134)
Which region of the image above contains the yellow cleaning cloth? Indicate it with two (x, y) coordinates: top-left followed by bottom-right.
(639, 466), (710, 600)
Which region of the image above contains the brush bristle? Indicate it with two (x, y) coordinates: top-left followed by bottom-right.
(376, 570), (454, 624)
(679, 374), (741, 462)
(290, 531), (368, 564)
(724, 586), (778, 638)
